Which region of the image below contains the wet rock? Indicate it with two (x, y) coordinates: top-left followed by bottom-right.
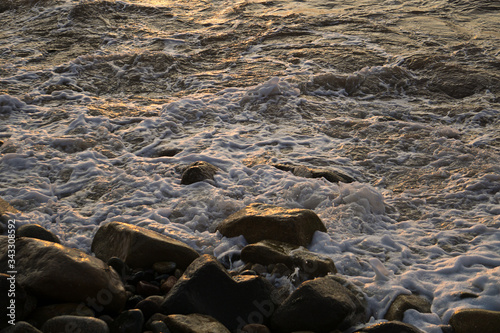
(27, 303), (94, 328)
(271, 276), (367, 333)
(161, 255), (276, 331)
(149, 320), (169, 333)
(135, 298), (161, 322)
(0, 273), (36, 327)
(384, 294), (431, 321)
(0, 197), (19, 222)
(449, 309), (500, 333)
(180, 161), (219, 185)
(153, 147), (182, 157)
(136, 280), (161, 297)
(165, 314), (231, 333)
(273, 163), (355, 183)
(91, 221), (199, 270)
(0, 321), (42, 333)
(110, 309), (144, 333)
(241, 323), (272, 333)
(0, 236), (126, 314)
(17, 224), (60, 243)
(217, 203), (327, 247)
(241, 240), (337, 279)
(42, 315), (109, 333)
(353, 320), (424, 333)
(160, 275), (178, 294)
(153, 261), (176, 274)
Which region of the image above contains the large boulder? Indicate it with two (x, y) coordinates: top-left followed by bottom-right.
(91, 222), (199, 270)
(0, 236), (126, 314)
(180, 161), (219, 185)
(271, 276), (367, 333)
(384, 294), (431, 321)
(165, 314), (230, 333)
(217, 203), (327, 247)
(241, 240), (337, 278)
(449, 309), (500, 333)
(161, 255), (276, 332)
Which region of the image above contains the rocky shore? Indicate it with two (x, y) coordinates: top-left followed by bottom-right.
(1, 172), (500, 333)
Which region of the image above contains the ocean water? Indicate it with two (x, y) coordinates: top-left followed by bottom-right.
(1, 0), (499, 331)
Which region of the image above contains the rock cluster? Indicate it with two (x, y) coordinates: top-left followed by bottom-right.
(2, 203), (499, 333)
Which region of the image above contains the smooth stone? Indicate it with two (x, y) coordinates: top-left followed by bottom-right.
(449, 309), (500, 333)
(241, 240), (337, 278)
(91, 221), (199, 270)
(153, 261), (176, 274)
(160, 275), (178, 294)
(17, 224), (60, 243)
(161, 255), (276, 331)
(135, 298), (161, 321)
(217, 203), (327, 247)
(42, 316), (109, 333)
(241, 323), (272, 333)
(272, 163), (355, 183)
(165, 314), (230, 333)
(271, 276), (367, 333)
(136, 280), (161, 297)
(384, 294), (431, 321)
(28, 303), (94, 328)
(149, 320), (169, 333)
(353, 320), (424, 333)
(110, 309), (144, 333)
(0, 236), (126, 314)
(125, 295), (143, 310)
(180, 161), (219, 185)
(0, 321), (42, 333)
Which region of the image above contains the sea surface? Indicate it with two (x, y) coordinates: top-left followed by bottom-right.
(1, 0), (499, 331)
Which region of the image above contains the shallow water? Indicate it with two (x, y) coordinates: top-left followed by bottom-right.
(1, 0), (499, 331)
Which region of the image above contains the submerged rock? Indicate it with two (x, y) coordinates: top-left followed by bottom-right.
(0, 236), (126, 314)
(161, 255), (276, 331)
(353, 320), (424, 333)
(384, 294), (431, 321)
(273, 163), (355, 183)
(165, 314), (231, 333)
(91, 221), (199, 270)
(17, 224), (61, 244)
(449, 308), (500, 333)
(180, 161), (219, 185)
(271, 276), (367, 333)
(241, 240), (337, 279)
(217, 203), (327, 247)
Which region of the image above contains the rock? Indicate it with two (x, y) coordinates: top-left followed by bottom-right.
(136, 280), (161, 297)
(153, 261), (176, 274)
(110, 309), (144, 333)
(0, 321), (42, 333)
(160, 275), (178, 294)
(42, 315), (109, 333)
(241, 323), (272, 333)
(180, 161), (219, 185)
(449, 309), (500, 333)
(17, 224), (61, 243)
(165, 314), (231, 333)
(0, 273), (36, 327)
(217, 203), (327, 247)
(135, 298), (162, 321)
(384, 294), (431, 321)
(91, 222), (199, 270)
(241, 240), (337, 279)
(153, 147), (182, 157)
(107, 257), (128, 279)
(0, 197), (19, 222)
(0, 236), (126, 314)
(353, 320), (424, 333)
(271, 276), (367, 333)
(161, 255), (276, 331)
(149, 320), (169, 333)
(273, 163), (355, 183)
(27, 303), (94, 328)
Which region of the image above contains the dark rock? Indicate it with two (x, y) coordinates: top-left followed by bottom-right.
(0, 236), (126, 314)
(153, 261), (176, 274)
(273, 163), (355, 183)
(91, 221), (199, 270)
(271, 276), (367, 333)
(27, 303), (94, 328)
(165, 314), (230, 333)
(180, 161), (219, 185)
(0, 321), (42, 333)
(217, 203), (327, 247)
(384, 294), (431, 321)
(241, 240), (337, 279)
(125, 295), (144, 310)
(161, 255), (276, 331)
(108, 257), (128, 279)
(1, 273), (36, 327)
(135, 298), (162, 321)
(17, 224), (61, 243)
(136, 280), (161, 297)
(0, 197), (19, 222)
(42, 315), (109, 333)
(353, 320), (424, 333)
(149, 320), (169, 333)
(110, 309), (144, 333)
(241, 323), (272, 333)
(251, 263), (268, 275)
(146, 313), (170, 328)
(153, 147), (182, 157)
(160, 275), (178, 294)
(449, 309), (500, 333)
